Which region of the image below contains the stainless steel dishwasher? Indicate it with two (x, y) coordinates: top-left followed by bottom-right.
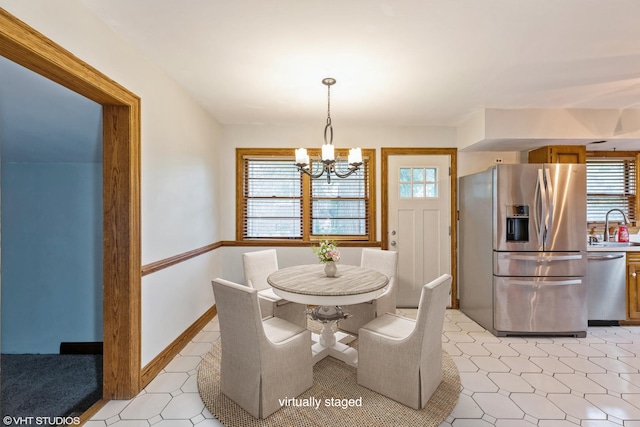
(586, 252), (626, 323)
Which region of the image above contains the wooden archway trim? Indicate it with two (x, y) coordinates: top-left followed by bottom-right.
(381, 147), (458, 309)
(0, 9), (142, 399)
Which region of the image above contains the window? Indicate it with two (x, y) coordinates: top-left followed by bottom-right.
(586, 155), (637, 224)
(399, 167), (438, 198)
(242, 157), (302, 238)
(311, 159), (369, 235)
(237, 148), (375, 241)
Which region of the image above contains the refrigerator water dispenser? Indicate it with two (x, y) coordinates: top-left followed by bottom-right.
(506, 205), (529, 242)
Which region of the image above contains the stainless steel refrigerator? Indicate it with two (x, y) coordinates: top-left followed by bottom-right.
(459, 163), (587, 337)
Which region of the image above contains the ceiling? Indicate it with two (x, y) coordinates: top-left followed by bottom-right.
(2, 1), (640, 158)
(79, 0), (640, 131)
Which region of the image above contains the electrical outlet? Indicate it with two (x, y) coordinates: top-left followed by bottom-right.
(495, 158), (503, 163)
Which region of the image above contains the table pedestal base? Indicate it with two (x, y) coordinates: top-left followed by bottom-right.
(307, 306), (358, 367)
(311, 328), (358, 367)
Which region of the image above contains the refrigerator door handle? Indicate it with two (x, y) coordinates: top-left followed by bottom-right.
(587, 254), (625, 260)
(505, 254), (584, 262)
(507, 279), (582, 286)
(544, 167), (554, 246)
(534, 169), (546, 246)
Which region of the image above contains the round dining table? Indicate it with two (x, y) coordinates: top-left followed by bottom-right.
(267, 263), (389, 367)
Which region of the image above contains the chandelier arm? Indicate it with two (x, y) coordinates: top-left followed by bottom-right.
(332, 155), (362, 178)
(333, 167), (359, 179)
(298, 163), (328, 179)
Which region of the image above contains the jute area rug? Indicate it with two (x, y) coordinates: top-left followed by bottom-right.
(197, 338), (461, 427)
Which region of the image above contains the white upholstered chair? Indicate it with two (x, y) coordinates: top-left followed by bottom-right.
(211, 278), (313, 419)
(357, 274), (452, 409)
(242, 249), (307, 328)
(338, 248), (398, 334)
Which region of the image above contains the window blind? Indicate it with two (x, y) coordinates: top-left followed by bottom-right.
(243, 158), (303, 238)
(586, 157), (636, 223)
(310, 159), (369, 236)
(237, 148), (375, 241)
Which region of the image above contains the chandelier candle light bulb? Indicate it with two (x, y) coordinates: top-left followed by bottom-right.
(322, 143), (335, 161)
(295, 148), (310, 167)
(348, 147), (362, 165)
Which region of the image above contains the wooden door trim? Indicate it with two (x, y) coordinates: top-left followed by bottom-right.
(0, 9), (142, 398)
(381, 147), (458, 309)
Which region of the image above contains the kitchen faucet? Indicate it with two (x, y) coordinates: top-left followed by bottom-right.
(604, 208), (630, 242)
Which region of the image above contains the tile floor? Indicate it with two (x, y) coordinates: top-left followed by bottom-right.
(85, 309), (640, 426)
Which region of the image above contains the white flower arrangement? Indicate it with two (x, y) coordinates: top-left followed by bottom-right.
(313, 239), (341, 263)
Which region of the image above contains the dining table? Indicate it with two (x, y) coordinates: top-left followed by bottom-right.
(267, 263), (389, 367)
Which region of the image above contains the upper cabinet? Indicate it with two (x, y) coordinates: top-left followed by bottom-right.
(528, 145), (586, 164)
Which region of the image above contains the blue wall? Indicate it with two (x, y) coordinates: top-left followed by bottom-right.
(1, 162), (103, 353)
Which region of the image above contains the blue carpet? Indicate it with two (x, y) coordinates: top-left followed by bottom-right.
(1, 354), (102, 421)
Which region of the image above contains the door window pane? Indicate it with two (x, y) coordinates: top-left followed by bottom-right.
(400, 184), (411, 198)
(399, 168), (411, 182)
(399, 167), (438, 199)
(425, 183), (437, 197)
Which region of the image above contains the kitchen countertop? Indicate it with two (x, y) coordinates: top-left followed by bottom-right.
(587, 244), (640, 252)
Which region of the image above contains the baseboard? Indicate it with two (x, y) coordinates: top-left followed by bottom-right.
(74, 399), (108, 426)
(60, 342), (104, 355)
(140, 305), (217, 389)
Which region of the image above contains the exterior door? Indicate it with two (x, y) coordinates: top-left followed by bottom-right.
(388, 155), (451, 307)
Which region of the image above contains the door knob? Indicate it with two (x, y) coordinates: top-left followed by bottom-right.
(391, 230), (396, 236)
(390, 241), (396, 246)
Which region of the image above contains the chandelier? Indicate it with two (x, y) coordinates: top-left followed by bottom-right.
(295, 78), (362, 184)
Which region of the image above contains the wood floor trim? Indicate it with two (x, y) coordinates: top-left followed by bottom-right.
(141, 242), (222, 276)
(75, 399), (108, 426)
(140, 305), (218, 389)
(141, 240), (383, 277)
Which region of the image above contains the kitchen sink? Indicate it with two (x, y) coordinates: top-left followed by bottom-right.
(589, 241), (640, 248)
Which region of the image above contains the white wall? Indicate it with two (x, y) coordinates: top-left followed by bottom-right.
(221, 124), (458, 242)
(458, 151), (522, 177)
(1, 1), (223, 365)
(484, 109), (640, 141)
(221, 247), (364, 285)
(221, 124), (519, 243)
(458, 108), (640, 150)
(142, 251), (220, 365)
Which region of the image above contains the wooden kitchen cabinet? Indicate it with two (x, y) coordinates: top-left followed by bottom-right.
(528, 145), (586, 164)
(625, 252), (640, 321)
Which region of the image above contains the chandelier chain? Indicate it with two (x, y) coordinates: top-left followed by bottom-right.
(327, 82), (331, 125)
(324, 80), (333, 144)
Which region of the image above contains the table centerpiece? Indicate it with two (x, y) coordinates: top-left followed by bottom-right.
(313, 239), (341, 277)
